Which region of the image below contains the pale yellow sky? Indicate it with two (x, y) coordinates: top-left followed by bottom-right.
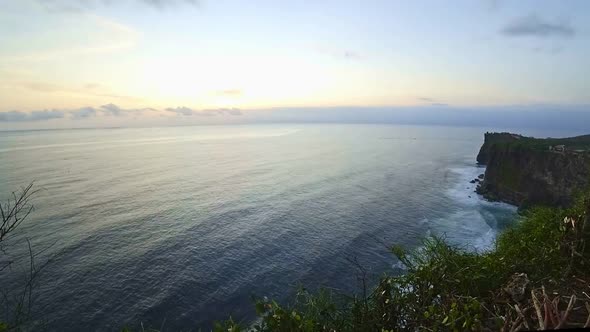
(1, 0), (589, 129)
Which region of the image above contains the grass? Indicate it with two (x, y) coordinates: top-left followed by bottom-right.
(489, 134), (590, 153)
(214, 193), (590, 331)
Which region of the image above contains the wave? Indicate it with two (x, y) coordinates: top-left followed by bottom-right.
(430, 166), (517, 252)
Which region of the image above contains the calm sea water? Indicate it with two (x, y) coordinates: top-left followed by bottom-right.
(0, 124), (522, 330)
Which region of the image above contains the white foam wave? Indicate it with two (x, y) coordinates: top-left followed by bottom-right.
(392, 260), (408, 271)
(426, 209), (497, 252)
(446, 166), (516, 210)
(433, 165), (517, 252)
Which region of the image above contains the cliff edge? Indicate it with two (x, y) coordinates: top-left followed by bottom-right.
(476, 132), (590, 208)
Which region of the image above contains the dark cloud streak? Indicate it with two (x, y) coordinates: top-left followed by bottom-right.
(417, 97), (435, 102)
(99, 103), (153, 116)
(500, 15), (575, 38)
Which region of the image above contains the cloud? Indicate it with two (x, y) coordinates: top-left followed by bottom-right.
(417, 97), (448, 107)
(166, 106), (195, 116)
(99, 104), (156, 116)
(417, 97), (435, 102)
(500, 15), (575, 38)
(100, 103), (123, 116)
(101, 103), (142, 115)
(70, 107), (97, 119)
(3, 105), (590, 132)
(0, 111), (28, 122)
(30, 110), (66, 120)
(0, 110), (64, 122)
(1, 105), (238, 123)
(36, 0), (199, 12)
(165, 107), (243, 116)
(342, 51), (362, 60)
(0, 104), (161, 122)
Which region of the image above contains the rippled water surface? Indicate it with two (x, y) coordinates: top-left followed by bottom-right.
(0, 124), (519, 330)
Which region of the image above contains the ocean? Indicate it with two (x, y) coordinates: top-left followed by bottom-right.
(0, 124), (528, 330)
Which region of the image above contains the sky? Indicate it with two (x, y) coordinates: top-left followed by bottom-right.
(0, 0), (589, 130)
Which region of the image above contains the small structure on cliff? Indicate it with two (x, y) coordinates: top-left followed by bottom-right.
(548, 145), (566, 152)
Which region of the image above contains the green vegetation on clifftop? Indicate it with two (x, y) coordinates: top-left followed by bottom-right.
(478, 133), (590, 162)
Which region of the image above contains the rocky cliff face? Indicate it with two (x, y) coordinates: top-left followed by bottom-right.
(476, 132), (523, 165)
(476, 133), (590, 208)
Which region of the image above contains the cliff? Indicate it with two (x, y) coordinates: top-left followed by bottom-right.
(476, 132), (590, 208)
(476, 132), (524, 165)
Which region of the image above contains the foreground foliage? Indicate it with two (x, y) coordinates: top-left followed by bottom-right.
(0, 183), (48, 332)
(217, 194), (590, 331)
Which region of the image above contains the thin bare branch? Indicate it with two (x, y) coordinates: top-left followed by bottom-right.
(555, 294), (575, 329)
(584, 302), (590, 328)
(514, 304), (530, 330)
(0, 182), (38, 244)
(531, 290), (545, 330)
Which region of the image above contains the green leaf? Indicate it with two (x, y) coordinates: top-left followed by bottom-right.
(255, 301), (265, 315)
